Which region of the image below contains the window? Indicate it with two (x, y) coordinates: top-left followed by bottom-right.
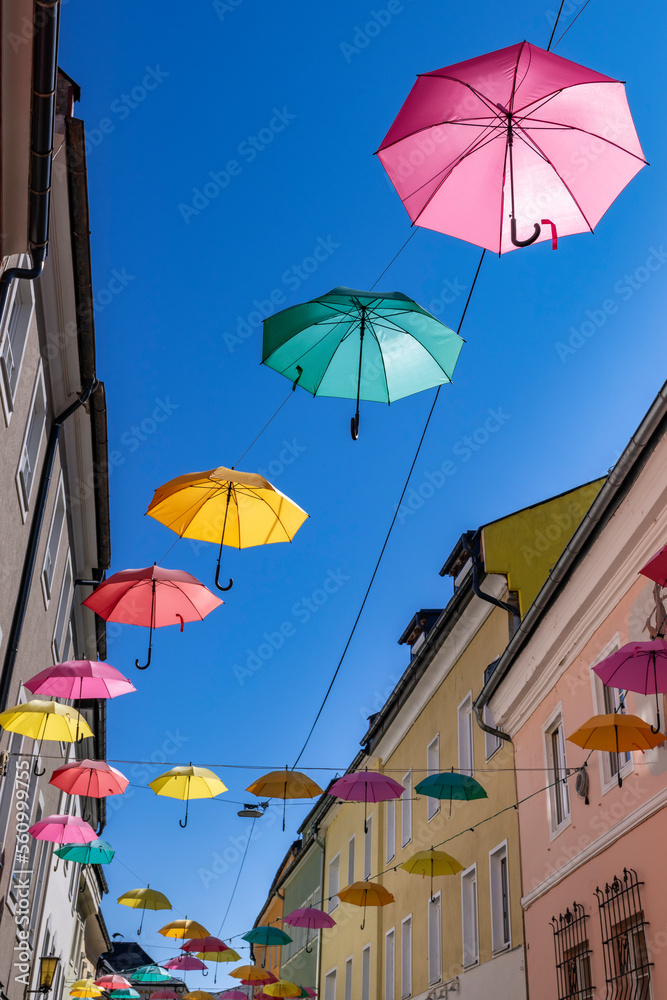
(489, 843), (511, 952)
(328, 853), (340, 912)
(0, 732), (23, 861)
(551, 903), (593, 1000)
(485, 704), (503, 759)
(52, 558), (73, 663)
(364, 815), (372, 879)
(42, 479), (66, 604)
(461, 865), (479, 968)
(427, 735), (440, 820)
(324, 969), (337, 1000)
(401, 771), (412, 847)
(344, 958), (352, 1000)
(401, 916), (412, 999)
(596, 869), (651, 999)
(361, 945), (371, 1000)
(0, 276), (34, 416)
(282, 887), (321, 960)
(545, 713), (571, 832)
(17, 370), (46, 514)
(386, 798), (396, 863)
(348, 835), (356, 886)
(458, 693), (474, 776)
(385, 928), (395, 1000)
(428, 892), (442, 984)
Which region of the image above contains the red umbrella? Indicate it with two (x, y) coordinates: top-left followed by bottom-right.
(328, 770), (404, 832)
(50, 759), (129, 798)
(640, 546), (667, 588)
(83, 565), (223, 669)
(95, 978), (133, 991)
(181, 936), (228, 954)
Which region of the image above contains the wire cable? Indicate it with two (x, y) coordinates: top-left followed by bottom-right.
(216, 818), (257, 938)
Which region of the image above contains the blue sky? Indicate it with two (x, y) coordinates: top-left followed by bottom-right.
(59, 0), (667, 983)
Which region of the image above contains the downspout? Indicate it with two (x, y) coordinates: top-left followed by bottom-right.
(0, 0), (61, 315)
(315, 832), (326, 996)
(474, 659), (513, 746)
(463, 531), (521, 622)
(0, 378), (97, 711)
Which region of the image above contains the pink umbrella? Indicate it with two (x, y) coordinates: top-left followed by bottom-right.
(283, 907), (335, 930)
(329, 770), (404, 833)
(163, 957), (208, 972)
(83, 565), (223, 670)
(29, 814), (97, 844)
(593, 639), (667, 731)
(150, 992), (181, 999)
(24, 659), (136, 700)
(50, 759), (129, 798)
(95, 978), (133, 991)
(377, 41), (647, 254)
(181, 937), (229, 954)
(218, 993), (249, 1000)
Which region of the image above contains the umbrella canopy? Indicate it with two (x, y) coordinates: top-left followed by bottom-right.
(83, 564), (223, 669)
(640, 546), (667, 587)
(593, 639), (667, 730)
(146, 467), (309, 592)
(262, 984), (301, 999)
(181, 936), (228, 954)
(50, 759), (129, 798)
(162, 957), (207, 973)
(131, 966), (171, 983)
(25, 659), (136, 700)
(414, 771), (487, 813)
(283, 907), (335, 930)
(229, 967), (273, 983)
(568, 713), (666, 786)
(183, 993), (214, 1000)
(149, 765), (227, 827)
(329, 770), (404, 832)
(0, 700), (92, 773)
(70, 980), (102, 998)
(240, 973), (277, 987)
(194, 949), (240, 963)
(400, 848), (464, 898)
(55, 838), (115, 865)
(150, 992), (181, 999)
(242, 927), (292, 946)
(246, 769), (323, 830)
(110, 991), (140, 999)
(95, 977), (133, 990)
(218, 992), (248, 1000)
(377, 41), (647, 254)
(118, 886), (172, 935)
(159, 919), (211, 940)
(29, 814), (97, 845)
(338, 881), (394, 930)
(262, 287), (463, 439)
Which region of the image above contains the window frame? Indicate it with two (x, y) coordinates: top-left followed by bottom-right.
(328, 852), (341, 913)
(484, 703), (503, 760)
(428, 890), (442, 986)
(348, 834), (356, 887)
(458, 692), (475, 777)
(361, 944), (371, 1000)
(364, 814), (373, 880)
(400, 915), (412, 1000)
(41, 475), (66, 608)
(51, 554), (74, 664)
(426, 734), (440, 821)
(386, 798), (396, 863)
(0, 266), (35, 424)
(489, 840), (511, 954)
(590, 642), (633, 793)
(543, 704), (572, 839)
(16, 366), (47, 520)
(461, 864), (479, 969)
(401, 770), (412, 847)
(324, 968), (337, 1000)
(385, 927), (395, 1000)
(344, 957), (353, 1000)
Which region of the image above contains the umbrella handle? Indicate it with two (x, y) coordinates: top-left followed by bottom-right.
(215, 562), (233, 592)
(33, 760), (46, 776)
(292, 365), (303, 392)
(350, 414), (359, 441)
(135, 646), (152, 670)
(510, 217), (541, 248)
(202, 970), (208, 978)
(179, 798), (189, 828)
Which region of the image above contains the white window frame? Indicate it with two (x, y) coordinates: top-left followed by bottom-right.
(52, 555), (74, 663)
(348, 835), (356, 886)
(324, 968), (337, 1000)
(484, 703), (503, 759)
(590, 640), (633, 793)
(426, 734), (440, 820)
(385, 927), (395, 1000)
(16, 366), (47, 520)
(344, 957), (353, 1000)
(458, 692), (475, 776)
(489, 840), (511, 954)
(401, 770), (412, 847)
(41, 476), (66, 607)
(386, 798), (396, 863)
(400, 915), (412, 999)
(428, 890), (442, 985)
(328, 852), (341, 912)
(0, 265), (35, 424)
(361, 944), (371, 1000)
(461, 864), (479, 969)
(543, 704), (572, 838)
(364, 814), (372, 880)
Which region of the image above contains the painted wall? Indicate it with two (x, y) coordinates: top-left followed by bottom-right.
(281, 842), (322, 989)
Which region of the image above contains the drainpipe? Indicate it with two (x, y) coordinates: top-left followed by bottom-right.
(315, 832), (326, 995)
(0, 0), (61, 316)
(0, 377), (97, 711)
(473, 659), (513, 746)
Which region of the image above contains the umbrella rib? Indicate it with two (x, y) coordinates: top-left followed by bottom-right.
(377, 113), (505, 154)
(518, 119), (647, 164)
(512, 125), (595, 232)
(363, 314), (390, 402)
(159, 581), (208, 622)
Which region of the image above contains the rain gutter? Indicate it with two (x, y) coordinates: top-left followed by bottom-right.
(473, 379), (667, 736)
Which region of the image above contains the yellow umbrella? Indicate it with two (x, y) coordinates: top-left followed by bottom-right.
(0, 699), (93, 774)
(337, 881), (394, 930)
(117, 887), (172, 935)
(263, 983), (302, 998)
(149, 764), (227, 828)
(229, 966), (273, 982)
(183, 993), (214, 1000)
(70, 981), (102, 997)
(568, 713), (666, 787)
(146, 466), (309, 592)
(246, 769), (323, 831)
(195, 948), (240, 962)
(400, 848), (464, 900)
(159, 919), (210, 940)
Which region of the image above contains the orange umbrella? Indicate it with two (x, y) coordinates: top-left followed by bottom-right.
(337, 881), (394, 929)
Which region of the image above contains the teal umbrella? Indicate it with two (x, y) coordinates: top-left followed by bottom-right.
(110, 992), (140, 999)
(131, 967), (171, 984)
(415, 772), (487, 816)
(262, 287), (463, 439)
(242, 926), (293, 946)
(54, 838), (115, 865)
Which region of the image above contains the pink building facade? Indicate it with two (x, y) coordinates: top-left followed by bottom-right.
(477, 381), (667, 1000)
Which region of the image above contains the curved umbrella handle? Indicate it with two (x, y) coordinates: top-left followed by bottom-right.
(135, 646), (152, 670)
(350, 413), (359, 441)
(215, 563), (234, 592)
(33, 760), (46, 776)
(510, 217), (541, 248)
(202, 970), (208, 978)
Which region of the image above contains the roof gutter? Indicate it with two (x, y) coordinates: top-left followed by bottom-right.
(474, 379), (667, 730)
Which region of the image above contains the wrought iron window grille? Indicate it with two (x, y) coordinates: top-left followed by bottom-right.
(551, 902), (594, 999)
(595, 867), (652, 999)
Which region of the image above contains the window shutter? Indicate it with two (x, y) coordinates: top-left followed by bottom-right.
(385, 930), (395, 1000)
(428, 895), (442, 984)
(386, 799), (395, 862)
(401, 917), (412, 999)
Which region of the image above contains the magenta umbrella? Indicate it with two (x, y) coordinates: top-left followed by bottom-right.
(181, 936), (228, 953)
(329, 771), (404, 832)
(149, 992), (181, 999)
(25, 659), (137, 700)
(29, 814), (97, 844)
(50, 759), (129, 798)
(283, 907), (335, 954)
(377, 40), (646, 254)
(163, 957), (207, 973)
(640, 546), (667, 588)
(593, 639), (667, 732)
(218, 993), (249, 1000)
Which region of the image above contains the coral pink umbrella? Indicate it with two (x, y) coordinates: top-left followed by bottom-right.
(50, 759), (129, 798)
(82, 565), (223, 670)
(163, 957), (207, 973)
(377, 40), (647, 254)
(329, 771), (404, 832)
(593, 639), (667, 732)
(95, 978), (133, 991)
(29, 814), (97, 844)
(24, 659), (136, 700)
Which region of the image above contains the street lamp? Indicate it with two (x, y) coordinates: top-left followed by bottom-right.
(27, 957), (60, 994)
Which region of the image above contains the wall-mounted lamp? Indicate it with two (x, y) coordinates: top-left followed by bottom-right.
(26, 956), (60, 994)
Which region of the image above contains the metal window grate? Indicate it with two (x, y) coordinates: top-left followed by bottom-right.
(551, 902), (594, 999)
(595, 867), (652, 999)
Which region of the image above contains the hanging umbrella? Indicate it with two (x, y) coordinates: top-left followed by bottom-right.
(149, 764), (227, 827)
(110, 991), (141, 999)
(159, 919), (211, 940)
(131, 967), (171, 984)
(194, 948), (240, 963)
(337, 881), (394, 930)
(399, 848), (464, 900)
(82, 564), (223, 669)
(242, 927), (292, 947)
(593, 639), (667, 731)
(415, 770), (487, 816)
(29, 814), (96, 845)
(0, 699), (92, 774)
(25, 659), (136, 700)
(150, 992), (181, 999)
(262, 984), (301, 999)
(640, 546), (667, 587)
(262, 287), (463, 439)
(181, 936), (229, 954)
(377, 41), (647, 254)
(328, 770), (404, 832)
(567, 713), (666, 786)
(283, 908), (334, 955)
(247, 769), (323, 831)
(55, 838), (115, 865)
(146, 467), (309, 592)
(239, 974), (277, 987)
(118, 886), (172, 935)
(218, 993), (248, 1000)
(70, 980), (102, 998)
(229, 967), (273, 983)
(183, 993), (214, 1000)
(95, 978), (133, 991)
(50, 759), (129, 798)
(162, 958), (207, 973)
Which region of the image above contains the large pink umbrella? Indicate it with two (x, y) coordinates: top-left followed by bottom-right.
(163, 957), (207, 973)
(83, 565), (223, 669)
(593, 639), (667, 731)
(149, 992), (181, 999)
(377, 41), (647, 254)
(24, 659), (136, 700)
(29, 814), (97, 845)
(49, 759), (129, 798)
(329, 771), (404, 832)
(283, 907), (335, 930)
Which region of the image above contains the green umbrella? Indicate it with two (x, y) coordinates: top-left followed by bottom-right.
(262, 287), (463, 439)
(242, 926), (293, 946)
(131, 967), (171, 984)
(55, 838), (115, 865)
(415, 771), (487, 816)
(110, 992), (140, 999)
